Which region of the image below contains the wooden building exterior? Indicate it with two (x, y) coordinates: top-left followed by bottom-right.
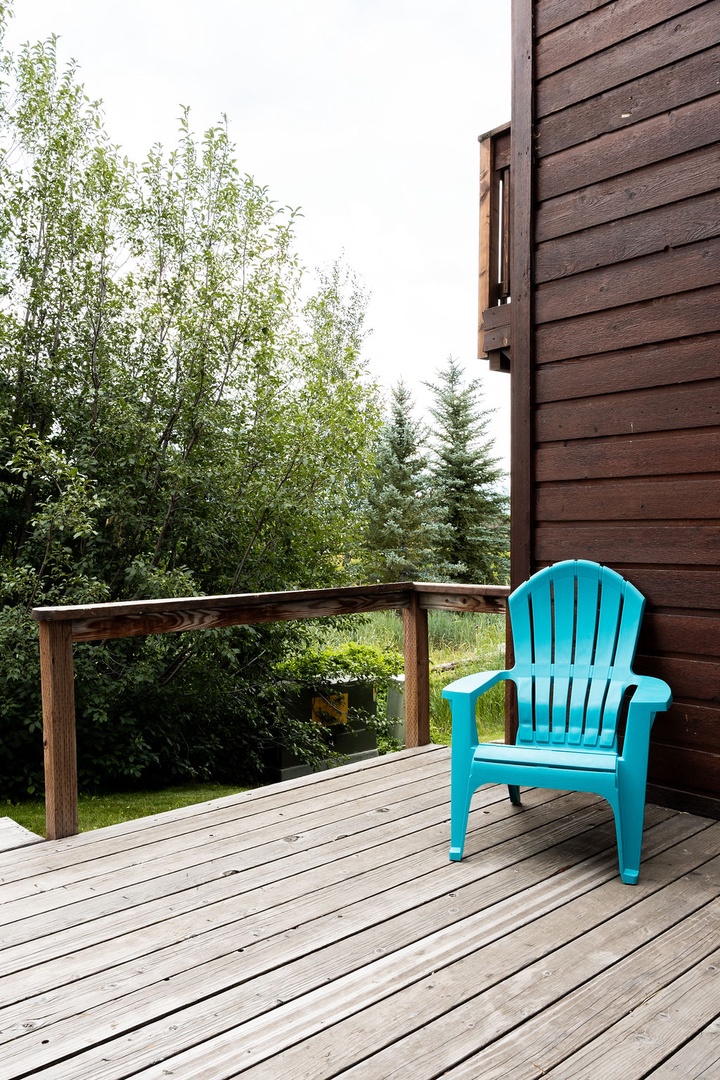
(491, 0), (720, 816)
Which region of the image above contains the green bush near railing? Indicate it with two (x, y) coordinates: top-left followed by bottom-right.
(314, 610), (506, 745)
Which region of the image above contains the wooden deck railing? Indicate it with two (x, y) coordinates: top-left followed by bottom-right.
(32, 580), (509, 839)
(478, 121), (512, 372)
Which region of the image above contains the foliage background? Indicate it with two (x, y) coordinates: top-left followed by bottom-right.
(0, 5), (509, 801)
(0, 9), (382, 796)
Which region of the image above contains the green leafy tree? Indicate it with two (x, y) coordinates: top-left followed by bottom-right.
(362, 380), (444, 581)
(0, 10), (382, 796)
(425, 357), (509, 584)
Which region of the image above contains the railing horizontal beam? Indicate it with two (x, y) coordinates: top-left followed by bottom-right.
(32, 580), (510, 838)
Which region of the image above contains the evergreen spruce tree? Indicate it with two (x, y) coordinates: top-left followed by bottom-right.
(363, 381), (443, 582)
(426, 357), (509, 584)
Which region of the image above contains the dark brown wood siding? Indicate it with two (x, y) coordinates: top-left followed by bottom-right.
(512, 0), (720, 814)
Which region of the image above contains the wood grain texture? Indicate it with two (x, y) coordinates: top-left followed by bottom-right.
(526, 0), (720, 815)
(639, 653), (720, 700)
(510, 0), (534, 589)
(2, 752), (717, 1078)
(535, 0), (614, 38)
(536, 476), (720, 522)
(537, 93), (720, 201)
(534, 523), (720, 566)
(618, 567), (720, 611)
(39, 620), (78, 841)
(538, 45), (720, 154)
(32, 582), (508, 643)
(535, 236), (720, 324)
(653, 703), (720, 753)
(537, 0), (719, 110)
(535, 0), (708, 78)
(535, 335), (720, 402)
(536, 142), (720, 242)
(640, 612), (720, 658)
(535, 428), (720, 482)
(403, 596), (430, 747)
(478, 133), (492, 357)
(536, 285), (720, 362)
(536, 380), (720, 441)
(536, 189), (720, 283)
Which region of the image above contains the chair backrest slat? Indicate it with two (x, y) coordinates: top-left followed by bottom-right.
(509, 560), (645, 752)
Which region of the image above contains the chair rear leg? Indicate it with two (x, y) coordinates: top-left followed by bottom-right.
(508, 785), (522, 805)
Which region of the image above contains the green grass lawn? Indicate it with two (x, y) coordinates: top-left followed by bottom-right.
(4, 782), (248, 838)
(5, 610), (506, 838)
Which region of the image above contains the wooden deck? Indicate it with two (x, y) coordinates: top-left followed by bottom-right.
(1, 745), (719, 1079)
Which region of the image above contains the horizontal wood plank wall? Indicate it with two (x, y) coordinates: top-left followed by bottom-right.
(529, 0), (720, 814)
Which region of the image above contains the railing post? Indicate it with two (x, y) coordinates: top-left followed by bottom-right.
(403, 592), (430, 746)
(38, 619), (79, 839)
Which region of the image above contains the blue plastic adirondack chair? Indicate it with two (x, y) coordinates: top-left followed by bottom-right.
(442, 560), (672, 884)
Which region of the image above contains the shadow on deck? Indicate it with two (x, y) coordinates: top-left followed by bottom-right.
(1, 744), (719, 1078)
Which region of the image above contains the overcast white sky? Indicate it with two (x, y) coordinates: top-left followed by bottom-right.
(5, 1), (512, 470)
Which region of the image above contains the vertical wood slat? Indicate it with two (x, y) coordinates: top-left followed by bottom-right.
(403, 596), (430, 747)
(510, 0), (534, 592)
(478, 133), (494, 358)
(39, 619), (78, 840)
(508, 0), (535, 743)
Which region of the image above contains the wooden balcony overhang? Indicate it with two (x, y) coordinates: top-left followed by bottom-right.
(478, 121), (512, 372)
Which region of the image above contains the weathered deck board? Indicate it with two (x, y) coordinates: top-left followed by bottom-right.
(0, 817), (42, 853)
(1, 745), (719, 1079)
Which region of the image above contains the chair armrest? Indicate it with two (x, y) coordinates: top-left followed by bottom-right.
(620, 674), (672, 763)
(442, 669), (509, 708)
(629, 674), (672, 711)
(442, 670), (510, 751)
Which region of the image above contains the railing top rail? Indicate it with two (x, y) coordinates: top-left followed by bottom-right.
(32, 581), (414, 623)
(32, 581), (509, 644)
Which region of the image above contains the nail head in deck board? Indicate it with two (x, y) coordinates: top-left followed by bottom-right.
(11, 765), (704, 1078)
(440, 910), (720, 1080)
(7, 799), (707, 1080)
(537, 93), (720, 202)
(228, 879), (720, 1080)
(536, 142), (720, 243)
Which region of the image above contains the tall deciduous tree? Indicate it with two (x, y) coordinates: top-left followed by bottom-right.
(0, 8), (382, 795)
(425, 357), (509, 584)
(363, 380), (443, 582)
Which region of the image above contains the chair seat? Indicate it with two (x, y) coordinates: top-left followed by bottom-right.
(473, 742), (617, 773)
